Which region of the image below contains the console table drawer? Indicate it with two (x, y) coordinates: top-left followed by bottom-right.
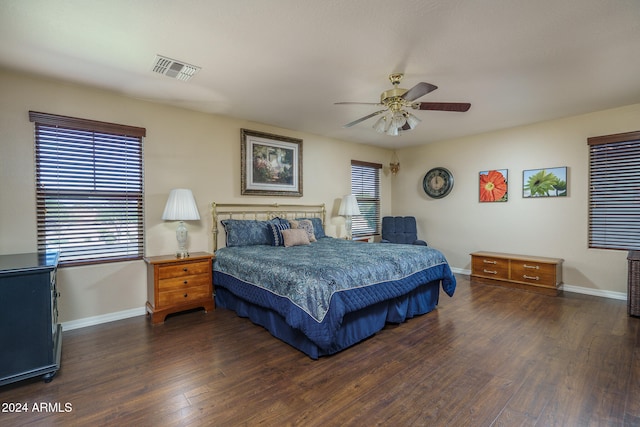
(510, 262), (558, 287)
(471, 256), (509, 280)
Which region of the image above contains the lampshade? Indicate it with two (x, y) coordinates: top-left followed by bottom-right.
(373, 116), (388, 133)
(162, 189), (200, 221)
(390, 111), (407, 130)
(339, 194), (361, 216)
(405, 112), (421, 129)
(386, 125), (399, 136)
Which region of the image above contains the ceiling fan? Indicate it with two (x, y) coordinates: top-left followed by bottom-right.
(335, 73), (471, 136)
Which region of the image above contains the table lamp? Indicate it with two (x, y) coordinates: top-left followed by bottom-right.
(338, 194), (361, 240)
(162, 189), (200, 258)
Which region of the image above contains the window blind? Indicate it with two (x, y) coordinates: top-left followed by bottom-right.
(588, 130), (640, 250)
(351, 160), (382, 237)
(30, 111), (146, 266)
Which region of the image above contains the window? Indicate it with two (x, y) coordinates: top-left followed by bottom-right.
(29, 111), (146, 266)
(350, 160), (382, 237)
(588, 130), (640, 250)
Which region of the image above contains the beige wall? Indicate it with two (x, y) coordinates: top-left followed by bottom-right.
(0, 69), (393, 323)
(2, 68), (638, 324)
(393, 103), (640, 296)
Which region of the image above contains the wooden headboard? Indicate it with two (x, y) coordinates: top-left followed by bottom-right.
(211, 202), (326, 252)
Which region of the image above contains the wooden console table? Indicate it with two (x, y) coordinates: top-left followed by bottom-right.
(470, 251), (563, 296)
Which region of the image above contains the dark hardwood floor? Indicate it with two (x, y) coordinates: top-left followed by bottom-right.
(2, 274), (640, 426)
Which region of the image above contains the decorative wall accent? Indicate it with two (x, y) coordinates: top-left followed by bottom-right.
(479, 169), (508, 202)
(523, 167), (567, 198)
(241, 129), (302, 197)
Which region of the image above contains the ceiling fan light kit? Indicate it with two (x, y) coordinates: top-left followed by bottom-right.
(336, 73), (471, 135)
(372, 109), (421, 135)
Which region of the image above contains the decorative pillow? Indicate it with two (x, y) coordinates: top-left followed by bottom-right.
(289, 219), (316, 242)
(221, 219), (281, 247)
(281, 228), (310, 247)
(295, 217), (325, 239)
(268, 222), (290, 246)
(272, 216), (290, 225)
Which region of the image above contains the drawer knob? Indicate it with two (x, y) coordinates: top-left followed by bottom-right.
(483, 269), (498, 275)
(184, 293), (188, 298)
(183, 267), (188, 272)
(523, 264), (539, 270)
(183, 280), (188, 284)
(523, 275), (540, 281)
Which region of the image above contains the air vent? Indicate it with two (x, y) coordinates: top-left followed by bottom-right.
(152, 55), (201, 82)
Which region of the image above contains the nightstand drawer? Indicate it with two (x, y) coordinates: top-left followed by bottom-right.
(157, 261), (210, 279)
(158, 286), (211, 306)
(472, 256), (509, 280)
(157, 274), (210, 291)
(511, 262), (558, 287)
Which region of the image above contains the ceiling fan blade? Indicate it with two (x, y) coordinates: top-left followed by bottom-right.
(401, 82), (438, 101)
(334, 102), (382, 106)
(343, 110), (387, 128)
(413, 102), (471, 112)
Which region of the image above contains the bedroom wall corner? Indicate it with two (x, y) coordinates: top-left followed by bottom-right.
(392, 103), (640, 296)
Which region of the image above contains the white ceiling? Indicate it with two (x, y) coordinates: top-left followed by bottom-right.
(1, 0), (640, 148)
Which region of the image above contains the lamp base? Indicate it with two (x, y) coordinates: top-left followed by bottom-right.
(345, 216), (353, 240)
(175, 250), (189, 259)
(175, 221), (190, 258)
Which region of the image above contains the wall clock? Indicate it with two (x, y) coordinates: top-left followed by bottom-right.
(423, 167), (454, 199)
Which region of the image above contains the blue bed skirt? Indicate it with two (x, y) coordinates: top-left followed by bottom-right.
(215, 280), (441, 359)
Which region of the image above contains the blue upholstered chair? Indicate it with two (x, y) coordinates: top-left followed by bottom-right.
(381, 216), (427, 246)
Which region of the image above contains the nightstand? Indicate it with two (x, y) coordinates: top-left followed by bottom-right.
(144, 252), (214, 324)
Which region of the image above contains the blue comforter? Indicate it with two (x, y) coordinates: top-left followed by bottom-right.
(213, 237), (455, 348)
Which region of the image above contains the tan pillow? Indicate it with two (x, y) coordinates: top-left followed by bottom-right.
(288, 219), (316, 242)
(281, 228), (310, 247)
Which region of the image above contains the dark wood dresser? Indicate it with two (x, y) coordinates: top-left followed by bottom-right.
(0, 252), (62, 386)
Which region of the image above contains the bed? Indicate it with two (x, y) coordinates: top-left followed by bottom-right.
(211, 202), (456, 359)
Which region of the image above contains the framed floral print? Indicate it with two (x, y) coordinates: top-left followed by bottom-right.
(479, 169), (508, 202)
(241, 129), (303, 197)
(523, 167), (567, 198)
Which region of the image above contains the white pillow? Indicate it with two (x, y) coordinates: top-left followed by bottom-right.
(281, 228), (310, 247)
(289, 219), (316, 242)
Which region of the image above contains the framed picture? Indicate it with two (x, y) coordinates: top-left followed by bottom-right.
(523, 167), (567, 198)
(479, 169), (508, 202)
(241, 129), (303, 197)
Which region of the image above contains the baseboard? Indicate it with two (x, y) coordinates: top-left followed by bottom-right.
(60, 269), (627, 332)
(560, 284), (626, 301)
(61, 307), (146, 331)
(451, 267), (627, 301)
